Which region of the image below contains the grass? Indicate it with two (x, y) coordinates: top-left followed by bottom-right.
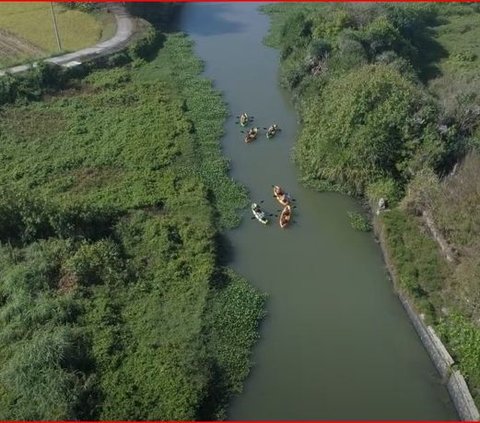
(95, 10), (117, 43)
(430, 7), (480, 80)
(0, 33), (264, 419)
(0, 3), (107, 68)
(380, 210), (450, 317)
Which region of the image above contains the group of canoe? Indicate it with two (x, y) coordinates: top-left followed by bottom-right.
(240, 113), (280, 143)
(251, 185), (293, 229)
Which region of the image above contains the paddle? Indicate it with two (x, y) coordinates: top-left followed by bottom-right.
(272, 193), (297, 202)
(276, 206), (297, 212)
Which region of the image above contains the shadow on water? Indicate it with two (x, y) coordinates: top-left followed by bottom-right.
(180, 4), (247, 36)
(213, 232), (234, 267)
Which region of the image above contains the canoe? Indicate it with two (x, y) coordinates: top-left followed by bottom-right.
(240, 114), (249, 127)
(244, 127), (258, 143)
(251, 203), (268, 224)
(273, 185), (291, 206)
(279, 205), (292, 228)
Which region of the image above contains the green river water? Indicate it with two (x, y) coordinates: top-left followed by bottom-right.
(180, 3), (457, 420)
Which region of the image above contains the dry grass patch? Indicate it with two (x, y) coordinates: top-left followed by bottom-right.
(0, 108), (66, 139)
(70, 167), (123, 194)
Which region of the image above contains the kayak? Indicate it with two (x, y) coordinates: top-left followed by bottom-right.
(244, 127), (258, 143)
(240, 114), (249, 127)
(279, 205), (292, 228)
(273, 185), (291, 206)
(251, 203), (268, 224)
(266, 125), (279, 139)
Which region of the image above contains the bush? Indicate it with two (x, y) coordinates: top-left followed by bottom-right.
(331, 32), (368, 72)
(0, 327), (93, 420)
(366, 177), (401, 207)
(0, 63), (69, 106)
(295, 64), (444, 195)
(308, 39), (332, 59)
(64, 2), (98, 12)
(65, 240), (125, 286)
(311, 9), (354, 39)
(347, 211), (372, 231)
(361, 16), (407, 57)
(128, 27), (165, 61)
(437, 313), (480, 402)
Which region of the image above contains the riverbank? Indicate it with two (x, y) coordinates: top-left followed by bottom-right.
(375, 216), (479, 421)
(263, 2), (480, 415)
(0, 14), (264, 420)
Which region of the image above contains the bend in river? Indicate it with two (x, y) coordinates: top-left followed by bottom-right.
(181, 3), (457, 420)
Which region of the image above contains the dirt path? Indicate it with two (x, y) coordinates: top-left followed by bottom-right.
(0, 5), (133, 76)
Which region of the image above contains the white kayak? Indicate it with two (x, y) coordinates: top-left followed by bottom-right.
(251, 203), (268, 224)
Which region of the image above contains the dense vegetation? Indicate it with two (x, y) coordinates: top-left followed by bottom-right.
(264, 3), (480, 406)
(0, 24), (265, 420)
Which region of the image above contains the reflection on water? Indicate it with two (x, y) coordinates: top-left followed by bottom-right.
(183, 4), (246, 36)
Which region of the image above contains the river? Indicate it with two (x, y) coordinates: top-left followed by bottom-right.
(180, 3), (457, 420)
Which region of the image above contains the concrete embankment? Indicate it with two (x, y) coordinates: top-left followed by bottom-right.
(374, 217), (480, 422)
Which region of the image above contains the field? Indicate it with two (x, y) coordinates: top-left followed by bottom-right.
(0, 3), (110, 68)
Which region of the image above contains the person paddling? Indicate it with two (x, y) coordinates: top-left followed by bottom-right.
(240, 113), (249, 126)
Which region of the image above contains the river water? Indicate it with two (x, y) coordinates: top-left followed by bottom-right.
(180, 3), (457, 420)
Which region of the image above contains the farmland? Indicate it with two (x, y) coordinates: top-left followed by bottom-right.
(0, 3), (112, 67)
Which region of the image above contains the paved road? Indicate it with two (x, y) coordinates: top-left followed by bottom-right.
(0, 5), (134, 76)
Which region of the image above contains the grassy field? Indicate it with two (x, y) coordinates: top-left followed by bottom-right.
(0, 3), (112, 68)
(428, 6), (480, 143)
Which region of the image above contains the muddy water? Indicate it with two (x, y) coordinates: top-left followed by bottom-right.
(180, 3), (457, 420)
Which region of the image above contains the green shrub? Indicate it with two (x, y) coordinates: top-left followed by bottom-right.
(65, 240), (125, 286)
(437, 313), (480, 402)
(295, 64), (444, 195)
(366, 177), (402, 207)
(128, 27), (164, 61)
(0, 327), (93, 420)
(347, 211), (372, 232)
